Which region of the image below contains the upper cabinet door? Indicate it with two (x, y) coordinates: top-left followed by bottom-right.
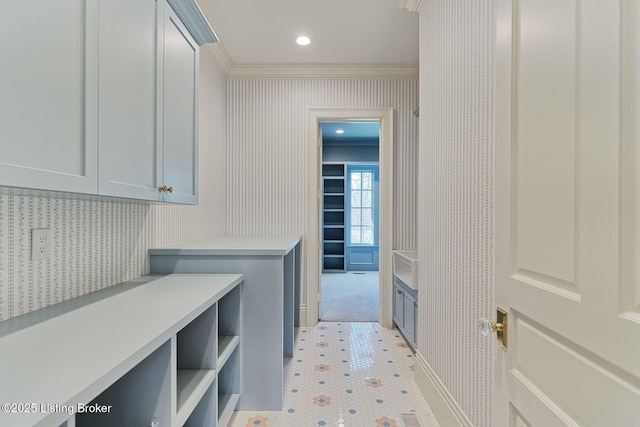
(98, 0), (159, 201)
(0, 0), (98, 194)
(160, 3), (199, 204)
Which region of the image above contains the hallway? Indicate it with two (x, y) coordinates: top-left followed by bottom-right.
(229, 322), (440, 427)
(321, 272), (379, 322)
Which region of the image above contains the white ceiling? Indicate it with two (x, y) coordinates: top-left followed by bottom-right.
(198, 0), (419, 66)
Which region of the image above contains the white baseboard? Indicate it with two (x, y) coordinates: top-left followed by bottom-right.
(299, 304), (308, 327)
(414, 351), (474, 427)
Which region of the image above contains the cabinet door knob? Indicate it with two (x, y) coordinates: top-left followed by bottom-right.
(167, 186), (174, 193)
(397, 289), (403, 295)
(158, 185), (167, 192)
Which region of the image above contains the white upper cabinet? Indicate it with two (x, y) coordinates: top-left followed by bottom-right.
(98, 0), (159, 201)
(1, 0), (209, 204)
(98, 0), (200, 204)
(0, 0), (98, 194)
(160, 5), (199, 204)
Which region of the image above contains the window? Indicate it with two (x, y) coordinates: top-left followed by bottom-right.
(348, 166), (378, 245)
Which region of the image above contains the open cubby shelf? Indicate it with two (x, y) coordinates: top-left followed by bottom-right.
(177, 369), (217, 425)
(322, 164), (345, 176)
(83, 275), (243, 427)
(0, 274), (244, 427)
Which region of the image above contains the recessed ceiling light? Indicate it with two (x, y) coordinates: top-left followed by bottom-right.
(296, 36), (311, 46)
(335, 129), (344, 134)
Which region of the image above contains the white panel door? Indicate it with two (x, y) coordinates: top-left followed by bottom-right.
(161, 2), (198, 204)
(98, 0), (159, 200)
(495, 0), (640, 426)
(0, 0), (98, 193)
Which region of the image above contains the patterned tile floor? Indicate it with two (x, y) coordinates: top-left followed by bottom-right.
(228, 322), (441, 427)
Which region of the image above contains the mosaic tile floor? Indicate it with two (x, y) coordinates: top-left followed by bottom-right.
(228, 322), (441, 427)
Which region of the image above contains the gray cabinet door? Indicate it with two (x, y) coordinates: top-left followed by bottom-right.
(160, 3), (198, 204)
(98, 0), (159, 200)
(412, 298), (418, 348)
(393, 284), (404, 328)
(0, 0), (98, 193)
(402, 292), (415, 345)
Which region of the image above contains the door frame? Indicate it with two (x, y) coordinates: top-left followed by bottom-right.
(305, 108), (394, 328)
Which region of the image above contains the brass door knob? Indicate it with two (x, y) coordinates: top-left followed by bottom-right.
(167, 186), (174, 193)
(480, 319), (504, 335)
(158, 185), (167, 192)
(480, 307), (508, 348)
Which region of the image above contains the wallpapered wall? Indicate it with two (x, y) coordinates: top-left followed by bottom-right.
(225, 79), (419, 242)
(225, 78), (420, 305)
(0, 53), (227, 322)
(418, 1), (495, 426)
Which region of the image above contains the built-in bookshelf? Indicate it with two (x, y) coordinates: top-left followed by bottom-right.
(322, 163), (346, 272)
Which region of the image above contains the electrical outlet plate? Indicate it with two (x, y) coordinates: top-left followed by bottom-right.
(32, 229), (51, 261)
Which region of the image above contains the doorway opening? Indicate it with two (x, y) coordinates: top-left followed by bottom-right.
(305, 108), (394, 328)
(320, 122), (380, 321)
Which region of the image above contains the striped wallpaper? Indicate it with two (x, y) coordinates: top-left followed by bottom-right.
(0, 16), (498, 423)
(226, 78), (419, 308)
(225, 78), (419, 246)
(418, 1), (495, 426)
(0, 53), (227, 322)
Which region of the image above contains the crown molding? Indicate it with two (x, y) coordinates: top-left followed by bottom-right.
(398, 0), (423, 13)
(203, 43), (418, 79)
(227, 63), (418, 79)
(204, 42), (233, 76)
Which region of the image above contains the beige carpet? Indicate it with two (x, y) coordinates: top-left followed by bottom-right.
(320, 271), (379, 321)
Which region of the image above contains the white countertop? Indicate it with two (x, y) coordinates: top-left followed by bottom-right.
(0, 274), (243, 427)
(149, 235), (302, 256)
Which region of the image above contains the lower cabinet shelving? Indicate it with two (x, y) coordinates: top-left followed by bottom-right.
(76, 340), (173, 427)
(0, 274), (243, 427)
(216, 283), (241, 427)
(217, 394), (240, 427)
(177, 302), (218, 425)
(177, 368), (218, 426)
(393, 278), (418, 351)
(184, 380), (217, 426)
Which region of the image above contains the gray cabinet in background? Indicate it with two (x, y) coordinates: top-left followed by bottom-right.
(393, 278), (418, 350)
